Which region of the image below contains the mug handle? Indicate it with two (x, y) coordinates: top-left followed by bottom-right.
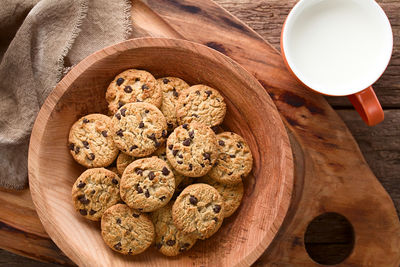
(347, 86), (384, 126)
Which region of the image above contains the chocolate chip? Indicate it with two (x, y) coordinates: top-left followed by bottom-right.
(173, 89), (179, 97)
(154, 141), (161, 148)
(161, 152), (166, 157)
(136, 99), (142, 102)
(147, 133), (156, 140)
(162, 130), (167, 138)
(203, 152), (211, 161)
(230, 154), (236, 158)
(141, 84), (149, 90)
(156, 243), (162, 249)
(159, 196), (166, 201)
(213, 217), (218, 222)
(132, 213), (140, 218)
(79, 209), (87, 215)
(188, 164), (193, 171)
(89, 209), (96, 215)
(116, 129), (123, 137)
(87, 153), (95, 161)
(120, 108), (126, 117)
(138, 121), (144, 128)
(82, 141), (89, 148)
(213, 205), (221, 213)
(228, 171), (233, 175)
(91, 190), (95, 194)
(182, 138), (191, 146)
(178, 154), (183, 158)
(128, 249), (132, 255)
(166, 240), (176, 246)
(237, 142), (243, 148)
(162, 167), (170, 176)
(168, 144), (173, 150)
(124, 85), (132, 93)
(182, 123), (188, 129)
(148, 171), (155, 180)
(188, 130), (194, 139)
(135, 78), (140, 82)
(189, 195), (198, 205)
(82, 118), (89, 123)
(205, 90), (212, 97)
(118, 102), (125, 108)
(177, 161), (183, 164)
(78, 195), (89, 204)
(163, 78), (170, 84)
(173, 150), (179, 156)
(112, 178), (118, 185)
(200, 163), (205, 168)
(167, 123), (173, 129)
(145, 189), (150, 198)
(116, 78), (124, 86)
(135, 184), (143, 193)
(116, 218), (121, 224)
(195, 90), (200, 95)
(101, 130), (108, 137)
(192, 114), (199, 118)
(77, 181), (86, 188)
(145, 109), (149, 113)
(128, 145), (137, 152)
(115, 113), (121, 120)
(68, 143), (75, 151)
(214, 161), (218, 167)
(114, 242), (122, 251)
(135, 168), (143, 175)
(218, 140), (225, 146)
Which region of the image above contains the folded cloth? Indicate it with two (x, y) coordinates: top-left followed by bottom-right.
(0, 0), (132, 190)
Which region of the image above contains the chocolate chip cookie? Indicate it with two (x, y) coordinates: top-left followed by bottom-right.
(120, 157), (175, 212)
(166, 122), (218, 177)
(176, 84), (226, 127)
(199, 175), (244, 218)
(151, 202), (197, 256)
(105, 69), (162, 114)
(72, 168), (121, 221)
(101, 204), (154, 255)
(116, 152), (135, 175)
(110, 102), (168, 157)
(157, 77), (190, 131)
(68, 114), (119, 168)
(209, 132), (253, 185)
(153, 144), (185, 187)
(172, 183), (224, 239)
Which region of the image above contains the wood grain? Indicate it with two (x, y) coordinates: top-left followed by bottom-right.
(28, 38), (293, 267)
(216, 0), (400, 108)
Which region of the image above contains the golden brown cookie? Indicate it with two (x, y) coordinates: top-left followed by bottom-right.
(176, 84), (226, 127)
(105, 69), (162, 114)
(151, 202), (197, 256)
(110, 102), (168, 157)
(172, 184), (224, 239)
(116, 152), (135, 175)
(68, 114), (119, 168)
(209, 132), (253, 185)
(153, 144), (185, 186)
(166, 122), (218, 177)
(101, 204), (154, 255)
(71, 168), (121, 221)
(120, 157), (175, 212)
(199, 175), (244, 218)
(157, 77), (190, 131)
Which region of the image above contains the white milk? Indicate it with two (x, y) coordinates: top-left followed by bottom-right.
(284, 0), (392, 95)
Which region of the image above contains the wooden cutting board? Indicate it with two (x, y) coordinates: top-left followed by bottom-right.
(1, 0), (399, 265)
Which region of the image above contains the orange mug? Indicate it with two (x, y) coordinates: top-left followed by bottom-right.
(281, 0), (393, 126)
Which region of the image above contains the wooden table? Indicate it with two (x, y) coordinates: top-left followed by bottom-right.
(1, 0), (399, 265)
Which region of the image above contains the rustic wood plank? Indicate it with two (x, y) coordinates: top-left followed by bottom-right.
(0, 249), (62, 267)
(215, 0), (400, 108)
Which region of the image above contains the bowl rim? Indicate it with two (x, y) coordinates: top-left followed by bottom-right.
(28, 37), (294, 266)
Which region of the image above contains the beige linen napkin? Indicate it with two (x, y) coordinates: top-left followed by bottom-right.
(0, 0), (132, 189)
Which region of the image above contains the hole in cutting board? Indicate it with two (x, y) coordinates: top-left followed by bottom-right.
(304, 212), (354, 265)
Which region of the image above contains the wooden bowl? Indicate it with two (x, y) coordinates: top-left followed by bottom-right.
(28, 38), (293, 266)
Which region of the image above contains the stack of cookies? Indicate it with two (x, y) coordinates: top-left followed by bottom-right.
(69, 69), (253, 256)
